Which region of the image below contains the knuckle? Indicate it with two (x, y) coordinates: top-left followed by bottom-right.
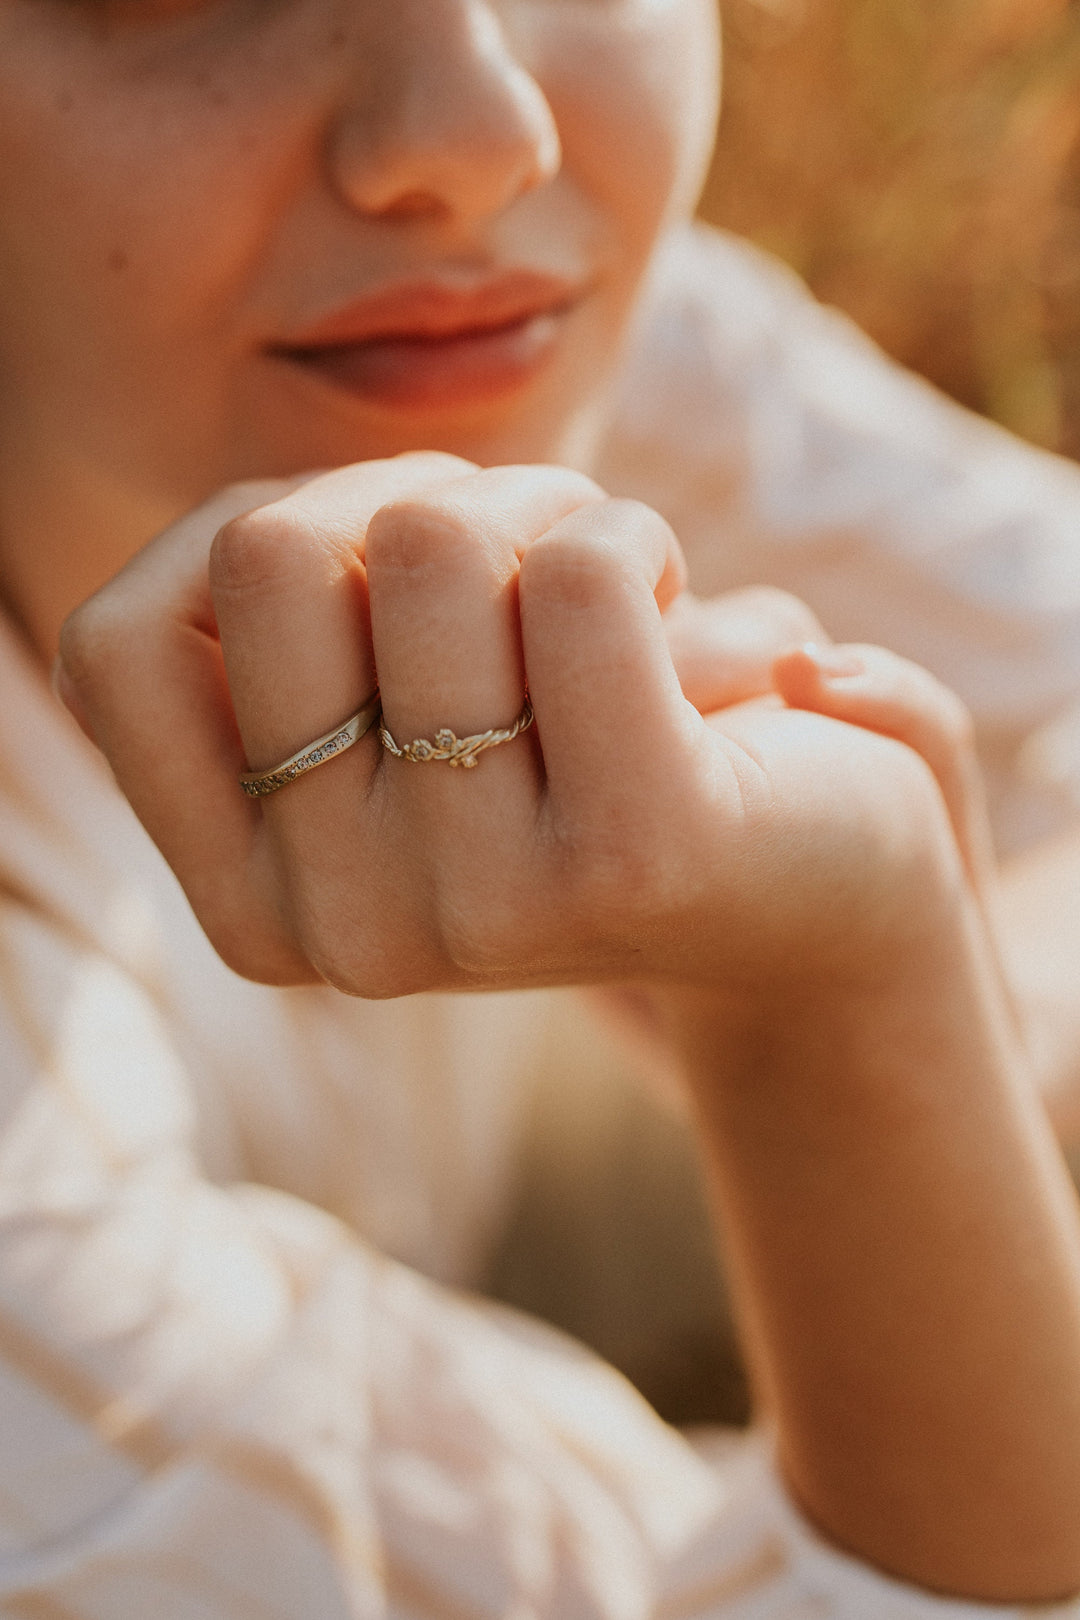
(519, 528), (627, 613)
(365, 499), (479, 580)
(55, 606), (99, 693)
(58, 590), (136, 699)
(209, 503), (314, 594)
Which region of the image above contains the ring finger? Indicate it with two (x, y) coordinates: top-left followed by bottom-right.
(365, 465), (604, 875)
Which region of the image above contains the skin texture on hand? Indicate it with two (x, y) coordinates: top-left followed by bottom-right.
(58, 454), (955, 999)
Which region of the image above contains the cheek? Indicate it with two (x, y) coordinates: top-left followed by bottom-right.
(0, 21), (321, 501)
(536, 0), (720, 253)
(0, 16), (318, 369)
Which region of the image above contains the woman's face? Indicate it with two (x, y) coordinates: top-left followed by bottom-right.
(0, 0), (718, 648)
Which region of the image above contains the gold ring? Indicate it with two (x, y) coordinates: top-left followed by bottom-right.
(239, 691), (382, 797)
(379, 697), (533, 769)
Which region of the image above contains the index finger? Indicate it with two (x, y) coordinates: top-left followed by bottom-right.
(57, 453), (473, 983)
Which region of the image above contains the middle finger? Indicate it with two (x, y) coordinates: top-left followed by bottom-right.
(366, 464), (604, 852)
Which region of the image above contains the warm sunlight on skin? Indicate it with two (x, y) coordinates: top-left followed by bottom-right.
(8, 0), (1080, 1607)
(0, 0), (718, 660)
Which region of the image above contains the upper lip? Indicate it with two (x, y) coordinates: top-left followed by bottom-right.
(272, 270), (585, 352)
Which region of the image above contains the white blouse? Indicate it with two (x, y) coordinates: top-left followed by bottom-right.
(3, 222), (1080, 1617)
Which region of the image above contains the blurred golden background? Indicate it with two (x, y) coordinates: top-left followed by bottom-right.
(699, 0), (1080, 457)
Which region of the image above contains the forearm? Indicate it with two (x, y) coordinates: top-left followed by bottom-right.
(666, 883), (1080, 1602)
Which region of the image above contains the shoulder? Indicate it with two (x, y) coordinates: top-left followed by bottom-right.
(605, 222), (799, 448)
(631, 219), (820, 346)
(609, 221), (1078, 488)
(605, 222), (1080, 602)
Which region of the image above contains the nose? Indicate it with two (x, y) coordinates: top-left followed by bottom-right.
(327, 0), (562, 228)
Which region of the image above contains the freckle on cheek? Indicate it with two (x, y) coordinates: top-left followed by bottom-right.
(56, 91), (74, 114)
(328, 26), (347, 47)
(107, 249), (129, 274)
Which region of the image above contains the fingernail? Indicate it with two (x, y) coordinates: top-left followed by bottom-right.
(799, 642), (865, 679)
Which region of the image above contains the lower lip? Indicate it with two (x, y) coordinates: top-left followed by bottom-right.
(277, 307), (571, 414)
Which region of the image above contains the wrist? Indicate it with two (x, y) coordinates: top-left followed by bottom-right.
(656, 839), (991, 1100)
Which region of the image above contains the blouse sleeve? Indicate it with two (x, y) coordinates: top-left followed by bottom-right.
(0, 901), (1075, 1619)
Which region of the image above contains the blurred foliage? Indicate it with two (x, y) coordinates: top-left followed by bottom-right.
(698, 0), (1080, 455)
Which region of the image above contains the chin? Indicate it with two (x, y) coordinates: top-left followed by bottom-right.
(234, 342), (615, 483)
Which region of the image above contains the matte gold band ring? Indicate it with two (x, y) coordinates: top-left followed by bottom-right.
(378, 697), (533, 770)
(239, 691), (382, 797)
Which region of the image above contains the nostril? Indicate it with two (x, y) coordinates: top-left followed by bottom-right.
(374, 189), (449, 223)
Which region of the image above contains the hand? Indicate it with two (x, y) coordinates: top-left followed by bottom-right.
(56, 458), (1080, 1601)
(661, 584), (994, 897)
(57, 452), (974, 1002)
(599, 597), (1000, 1069)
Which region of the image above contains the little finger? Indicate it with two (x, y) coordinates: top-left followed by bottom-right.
(518, 498), (695, 830)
